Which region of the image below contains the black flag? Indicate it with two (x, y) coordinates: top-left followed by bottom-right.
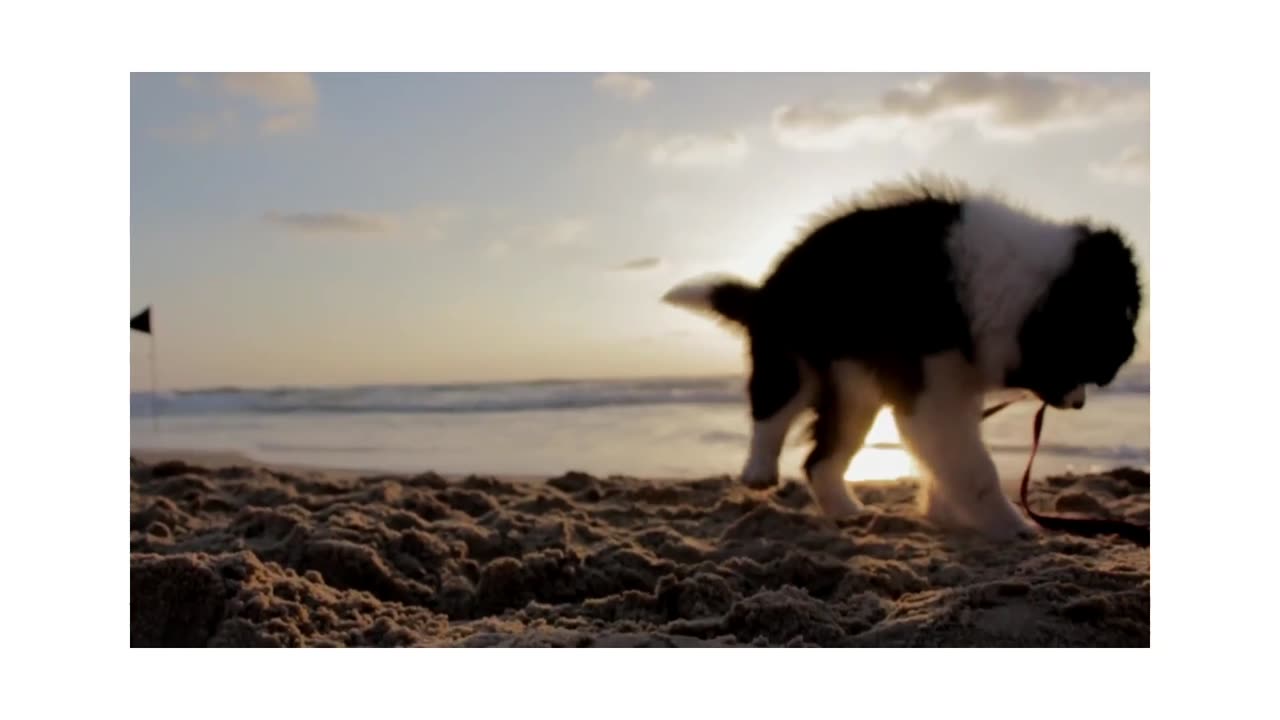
(131, 307), (152, 335)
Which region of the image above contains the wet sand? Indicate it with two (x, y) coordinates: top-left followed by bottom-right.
(130, 455), (1149, 647)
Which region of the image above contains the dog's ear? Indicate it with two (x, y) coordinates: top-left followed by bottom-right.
(1073, 226), (1142, 322)
(1068, 225), (1142, 386)
(1012, 225), (1141, 398)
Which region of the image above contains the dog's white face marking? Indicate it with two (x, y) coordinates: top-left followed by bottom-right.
(946, 198), (1079, 389)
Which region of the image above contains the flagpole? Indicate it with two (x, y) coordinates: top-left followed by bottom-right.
(149, 332), (158, 431)
(131, 306), (158, 431)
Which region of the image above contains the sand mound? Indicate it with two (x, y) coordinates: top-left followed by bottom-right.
(130, 459), (1149, 647)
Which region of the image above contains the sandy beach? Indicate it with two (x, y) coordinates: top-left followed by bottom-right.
(130, 452), (1149, 647)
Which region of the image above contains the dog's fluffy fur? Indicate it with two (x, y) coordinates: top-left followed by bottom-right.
(663, 178), (1142, 540)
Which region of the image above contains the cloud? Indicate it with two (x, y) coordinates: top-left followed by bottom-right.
(262, 206), (460, 239)
(1090, 145), (1150, 185)
(478, 215), (591, 258)
(542, 217), (591, 247)
(486, 241), (512, 259)
(220, 73), (316, 136)
(772, 104), (951, 151)
(160, 73), (317, 140)
(881, 73), (1129, 126)
(617, 130), (748, 169)
(263, 211), (395, 234)
(260, 110), (312, 135)
(612, 256), (662, 271)
(219, 73), (317, 108)
(651, 132), (749, 168)
(402, 207), (464, 242)
(594, 73), (653, 100)
(507, 217), (591, 248)
(774, 73), (1148, 150)
(151, 109), (238, 144)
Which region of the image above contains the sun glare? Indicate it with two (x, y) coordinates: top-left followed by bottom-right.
(844, 407), (917, 483)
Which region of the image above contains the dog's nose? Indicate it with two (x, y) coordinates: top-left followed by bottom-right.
(1062, 386), (1087, 410)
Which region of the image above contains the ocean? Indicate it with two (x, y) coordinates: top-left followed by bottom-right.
(130, 364), (1149, 486)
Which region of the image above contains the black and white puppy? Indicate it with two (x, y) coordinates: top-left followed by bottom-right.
(663, 179), (1142, 540)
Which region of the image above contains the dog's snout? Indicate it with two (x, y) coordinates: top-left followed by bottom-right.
(1063, 385), (1087, 410)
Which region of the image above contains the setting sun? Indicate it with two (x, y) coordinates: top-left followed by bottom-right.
(844, 407), (917, 482)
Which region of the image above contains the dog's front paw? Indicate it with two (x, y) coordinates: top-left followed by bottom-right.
(921, 488), (966, 530)
(971, 507), (1039, 542)
(740, 460), (780, 489)
(813, 486), (863, 519)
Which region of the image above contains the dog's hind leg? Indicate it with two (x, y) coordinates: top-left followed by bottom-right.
(804, 360), (882, 517)
(740, 338), (814, 489)
(893, 352), (1036, 540)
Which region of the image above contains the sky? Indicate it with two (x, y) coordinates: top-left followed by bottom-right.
(131, 72), (1150, 390)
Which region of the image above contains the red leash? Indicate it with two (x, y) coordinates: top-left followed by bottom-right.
(983, 400), (1150, 547)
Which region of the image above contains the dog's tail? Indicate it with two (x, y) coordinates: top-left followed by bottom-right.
(662, 274), (759, 328)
